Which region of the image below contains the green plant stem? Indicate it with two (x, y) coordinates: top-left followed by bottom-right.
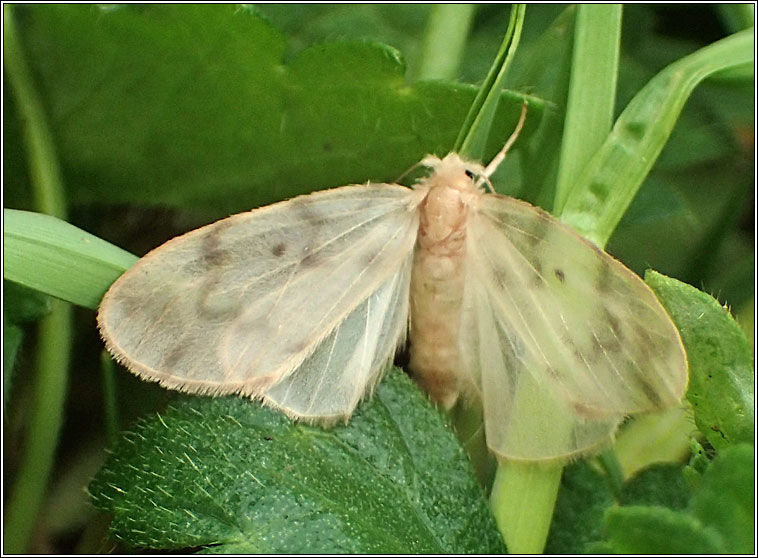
(101, 351), (120, 448)
(596, 448), (625, 499)
(3, 5), (72, 553)
(490, 460), (563, 553)
(416, 4), (476, 81)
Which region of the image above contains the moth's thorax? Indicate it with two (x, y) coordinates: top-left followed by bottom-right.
(409, 153), (481, 408)
(415, 153), (482, 255)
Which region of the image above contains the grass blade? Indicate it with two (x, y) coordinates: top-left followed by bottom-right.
(4, 209), (138, 310)
(558, 27), (754, 248)
(554, 4), (622, 213)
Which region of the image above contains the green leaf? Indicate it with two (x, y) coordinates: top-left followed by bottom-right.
(612, 406), (695, 478)
(619, 463), (690, 510)
(4, 280), (51, 323)
(3, 209), (138, 310)
(594, 444), (755, 554)
(88, 370), (505, 553)
(416, 5), (476, 81)
(690, 444), (754, 554)
(597, 505), (724, 554)
(3, 281), (52, 404)
(10, 4), (541, 214)
(646, 270), (755, 449)
(4, 318), (24, 404)
(544, 461), (615, 554)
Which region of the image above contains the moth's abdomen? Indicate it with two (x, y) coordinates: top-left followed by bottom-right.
(409, 181), (473, 408)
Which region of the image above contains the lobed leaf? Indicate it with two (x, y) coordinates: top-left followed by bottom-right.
(593, 443), (754, 554)
(543, 461), (615, 554)
(646, 270), (755, 450)
(9, 4), (541, 215)
(89, 370), (505, 554)
(619, 463), (690, 510)
(689, 443), (754, 554)
(597, 505), (723, 554)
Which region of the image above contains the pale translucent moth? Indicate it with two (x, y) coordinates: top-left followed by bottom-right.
(98, 107), (688, 461)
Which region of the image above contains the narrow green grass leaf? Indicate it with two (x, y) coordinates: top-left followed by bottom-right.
(510, 5), (576, 207)
(416, 4), (476, 81)
(3, 6), (73, 553)
(89, 371), (505, 554)
(455, 4), (526, 159)
(554, 4), (621, 216)
(558, 27), (754, 247)
(3, 282), (52, 404)
(4, 209), (138, 310)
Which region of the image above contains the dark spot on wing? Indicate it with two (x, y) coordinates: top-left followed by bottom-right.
(595, 257), (613, 294)
(196, 277), (243, 320)
(300, 249), (323, 268)
(291, 197), (325, 227)
(628, 367), (665, 409)
(525, 209), (551, 247)
(493, 265), (508, 286)
(163, 343), (187, 369)
(568, 400), (609, 420)
(272, 243), (287, 257)
(323, 142), (332, 152)
(604, 307), (624, 342)
(530, 258), (545, 286)
(201, 219), (234, 268)
(288, 338), (311, 356)
(554, 268), (565, 283)
(202, 248), (230, 267)
(361, 250), (379, 269)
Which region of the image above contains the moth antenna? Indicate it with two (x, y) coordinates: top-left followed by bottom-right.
(481, 102), (528, 180)
(480, 175), (495, 193)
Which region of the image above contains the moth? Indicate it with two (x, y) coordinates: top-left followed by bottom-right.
(98, 108), (688, 461)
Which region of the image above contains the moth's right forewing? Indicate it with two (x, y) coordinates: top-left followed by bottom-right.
(460, 193), (688, 461)
(98, 184), (421, 404)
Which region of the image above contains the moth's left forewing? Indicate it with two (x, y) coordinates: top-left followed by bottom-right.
(460, 193), (688, 461)
(99, 183), (423, 423)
